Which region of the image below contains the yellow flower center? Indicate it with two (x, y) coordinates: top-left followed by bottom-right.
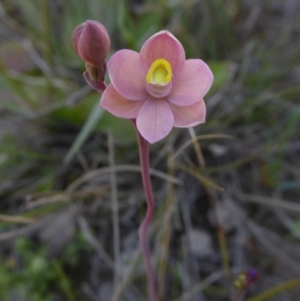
(146, 59), (172, 86)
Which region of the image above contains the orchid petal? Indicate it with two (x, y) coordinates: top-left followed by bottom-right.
(100, 84), (145, 119)
(140, 31), (185, 68)
(136, 98), (174, 143)
(168, 59), (214, 106)
(169, 99), (206, 128)
(107, 50), (148, 100)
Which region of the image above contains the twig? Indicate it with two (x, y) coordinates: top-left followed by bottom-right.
(158, 151), (176, 301)
(187, 129), (232, 299)
(180, 187), (205, 301)
(169, 133), (233, 162)
(0, 214), (36, 224)
(77, 216), (114, 269)
(66, 164), (182, 193)
(111, 249), (140, 301)
(246, 278), (300, 301)
(108, 131), (121, 287)
(237, 193), (300, 213)
(188, 128), (206, 168)
(247, 220), (300, 274)
(174, 267), (242, 301)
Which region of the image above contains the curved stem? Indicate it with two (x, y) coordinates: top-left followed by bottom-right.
(233, 289), (244, 301)
(132, 121), (157, 301)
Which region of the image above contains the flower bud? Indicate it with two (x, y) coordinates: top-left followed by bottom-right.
(72, 20), (110, 67)
(85, 63), (105, 82)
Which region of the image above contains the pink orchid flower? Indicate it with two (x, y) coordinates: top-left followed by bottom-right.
(100, 30), (214, 143)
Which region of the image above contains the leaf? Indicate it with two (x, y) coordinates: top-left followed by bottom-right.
(64, 103), (104, 163)
(208, 61), (233, 93)
(99, 112), (136, 145)
(246, 278), (300, 301)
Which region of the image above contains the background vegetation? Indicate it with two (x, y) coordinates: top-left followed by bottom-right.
(0, 0), (300, 300)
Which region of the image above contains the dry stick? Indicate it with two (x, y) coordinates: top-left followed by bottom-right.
(188, 128), (232, 298)
(237, 193), (300, 213)
(108, 132), (121, 287)
(40, 0), (54, 102)
(158, 151), (175, 301)
(175, 267), (243, 301)
(180, 190), (205, 301)
(0, 214), (36, 224)
(111, 248), (141, 301)
(170, 133), (233, 162)
(40, 0), (52, 66)
(246, 278), (300, 301)
(78, 216), (114, 269)
(188, 128), (206, 168)
(132, 120), (157, 301)
(233, 289), (244, 301)
(66, 164), (181, 194)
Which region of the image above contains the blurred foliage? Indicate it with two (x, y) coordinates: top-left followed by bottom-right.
(0, 234), (91, 301)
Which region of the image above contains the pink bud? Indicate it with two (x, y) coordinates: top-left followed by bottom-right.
(72, 20), (110, 67)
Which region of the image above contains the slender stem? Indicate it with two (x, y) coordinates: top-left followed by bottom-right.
(158, 152), (175, 301)
(132, 121), (157, 301)
(246, 278), (300, 301)
(233, 289), (244, 301)
(108, 132), (121, 287)
(188, 129), (232, 299)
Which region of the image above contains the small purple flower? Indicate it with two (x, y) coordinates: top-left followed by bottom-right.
(233, 269), (259, 290)
(246, 268), (259, 284)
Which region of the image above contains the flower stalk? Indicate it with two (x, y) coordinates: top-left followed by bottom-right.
(132, 120), (157, 301)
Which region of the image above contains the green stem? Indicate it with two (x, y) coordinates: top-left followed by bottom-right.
(246, 278), (300, 301)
